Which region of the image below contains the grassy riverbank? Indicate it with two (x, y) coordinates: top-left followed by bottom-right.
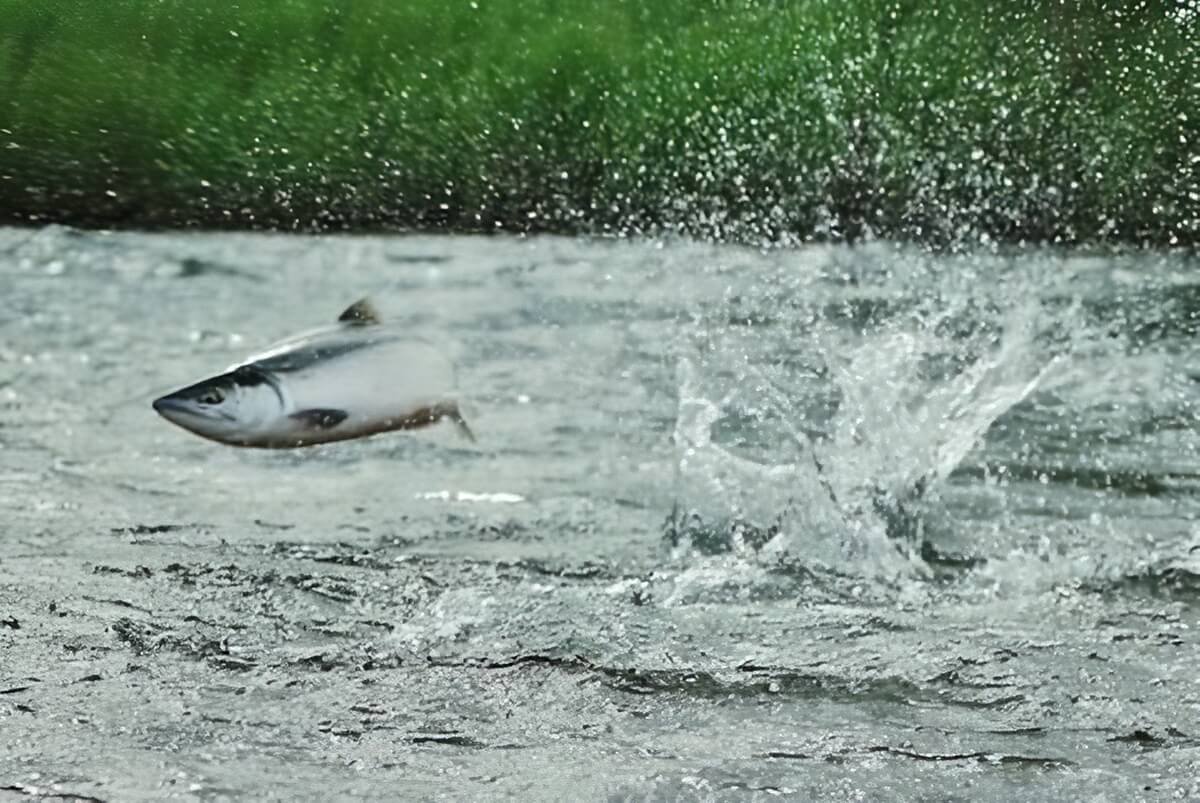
(1, 0), (1195, 246)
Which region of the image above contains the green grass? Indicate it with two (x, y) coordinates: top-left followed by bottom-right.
(1, 0), (1196, 246)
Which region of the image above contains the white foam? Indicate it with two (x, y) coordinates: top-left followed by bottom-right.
(415, 489), (526, 504)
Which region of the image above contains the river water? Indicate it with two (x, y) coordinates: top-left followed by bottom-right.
(1, 226), (1198, 800)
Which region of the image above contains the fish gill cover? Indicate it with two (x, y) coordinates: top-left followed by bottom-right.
(0, 0), (1196, 247)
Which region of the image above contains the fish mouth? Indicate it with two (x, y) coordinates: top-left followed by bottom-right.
(152, 395), (216, 424)
(153, 393), (239, 425)
(152, 395), (190, 417)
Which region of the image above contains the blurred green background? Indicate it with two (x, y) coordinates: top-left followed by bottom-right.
(1, 0), (1196, 245)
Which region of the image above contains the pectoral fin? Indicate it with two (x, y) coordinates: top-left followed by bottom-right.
(290, 408), (349, 429)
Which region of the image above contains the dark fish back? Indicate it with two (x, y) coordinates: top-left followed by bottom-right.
(249, 336), (382, 374)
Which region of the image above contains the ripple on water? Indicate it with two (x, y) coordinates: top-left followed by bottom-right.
(2, 229), (1199, 798)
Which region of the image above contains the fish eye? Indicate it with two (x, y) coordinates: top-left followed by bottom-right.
(198, 388), (225, 405)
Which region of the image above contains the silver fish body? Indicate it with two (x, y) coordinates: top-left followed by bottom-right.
(153, 299), (474, 448)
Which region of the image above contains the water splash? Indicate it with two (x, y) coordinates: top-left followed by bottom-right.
(820, 304), (1060, 517)
(667, 298), (1059, 581)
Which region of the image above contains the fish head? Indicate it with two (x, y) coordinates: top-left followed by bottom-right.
(152, 366), (281, 444)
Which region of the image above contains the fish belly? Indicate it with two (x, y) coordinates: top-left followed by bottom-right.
(272, 339), (459, 446)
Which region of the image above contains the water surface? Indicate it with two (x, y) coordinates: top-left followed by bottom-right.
(1, 226), (1198, 799)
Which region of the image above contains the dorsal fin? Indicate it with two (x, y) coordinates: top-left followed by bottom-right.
(337, 297), (381, 325)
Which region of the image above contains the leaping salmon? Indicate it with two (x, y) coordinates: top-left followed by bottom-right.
(152, 298), (475, 448)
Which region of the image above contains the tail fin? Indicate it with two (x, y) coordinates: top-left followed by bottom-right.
(440, 402), (477, 443)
